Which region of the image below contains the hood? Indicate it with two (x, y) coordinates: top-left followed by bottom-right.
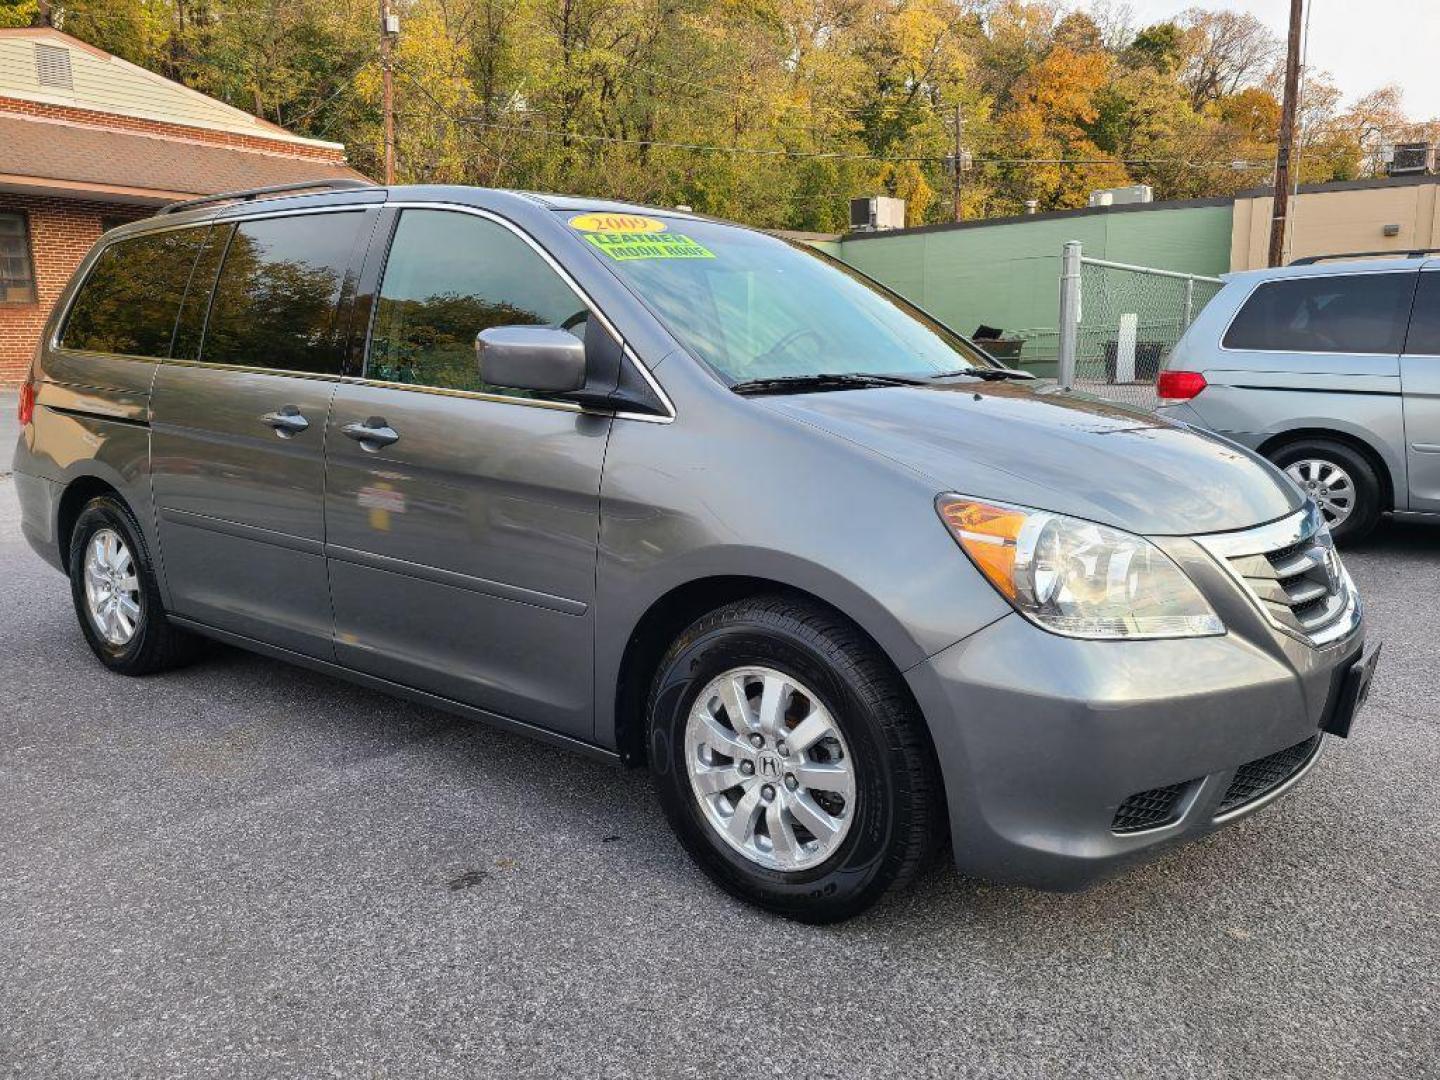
(760, 381), (1301, 535)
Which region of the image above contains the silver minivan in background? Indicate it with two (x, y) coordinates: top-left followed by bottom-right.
(13, 182), (1379, 922)
(1156, 253), (1440, 543)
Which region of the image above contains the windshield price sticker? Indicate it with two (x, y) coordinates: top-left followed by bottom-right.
(583, 232), (716, 261)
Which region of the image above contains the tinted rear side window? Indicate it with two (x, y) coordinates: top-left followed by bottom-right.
(1223, 273), (1416, 354)
(1404, 272), (1440, 355)
(61, 227), (210, 357)
(201, 212), (366, 374)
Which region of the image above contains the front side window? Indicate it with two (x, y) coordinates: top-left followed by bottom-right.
(1404, 271), (1440, 355)
(568, 214), (990, 382)
(1223, 272), (1417, 354)
(367, 209), (588, 395)
(61, 227), (210, 356)
(201, 212), (366, 375)
(0, 211), (37, 304)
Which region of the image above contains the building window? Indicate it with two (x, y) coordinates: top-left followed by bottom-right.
(0, 212), (38, 304)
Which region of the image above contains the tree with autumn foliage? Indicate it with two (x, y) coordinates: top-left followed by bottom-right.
(1, 0), (1433, 229)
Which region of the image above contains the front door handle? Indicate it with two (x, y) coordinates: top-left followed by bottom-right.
(261, 406), (309, 437)
(342, 417), (400, 451)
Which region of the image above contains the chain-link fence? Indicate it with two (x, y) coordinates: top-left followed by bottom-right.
(1057, 242), (1224, 410)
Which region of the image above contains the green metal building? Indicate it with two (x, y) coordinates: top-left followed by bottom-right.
(822, 197), (1235, 369)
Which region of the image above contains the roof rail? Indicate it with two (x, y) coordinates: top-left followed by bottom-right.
(157, 178), (377, 216)
(1290, 248), (1440, 265)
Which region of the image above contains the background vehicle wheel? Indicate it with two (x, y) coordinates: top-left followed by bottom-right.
(1267, 439), (1381, 544)
(68, 495), (202, 675)
(647, 594), (944, 923)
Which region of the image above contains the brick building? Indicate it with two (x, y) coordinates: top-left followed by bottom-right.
(0, 26), (368, 385)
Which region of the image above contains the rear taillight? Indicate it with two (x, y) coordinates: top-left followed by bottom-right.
(1156, 370), (1207, 402)
(17, 379), (35, 426)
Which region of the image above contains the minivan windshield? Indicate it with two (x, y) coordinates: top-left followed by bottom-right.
(568, 214), (993, 384)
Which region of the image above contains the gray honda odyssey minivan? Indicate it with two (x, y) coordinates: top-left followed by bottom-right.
(13, 181), (1379, 922)
(1156, 254), (1440, 543)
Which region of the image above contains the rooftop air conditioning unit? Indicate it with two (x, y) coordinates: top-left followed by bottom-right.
(1088, 184), (1153, 207)
(850, 196), (906, 232)
(1388, 142), (1433, 176)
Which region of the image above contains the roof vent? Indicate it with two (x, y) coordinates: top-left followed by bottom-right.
(35, 43), (73, 90)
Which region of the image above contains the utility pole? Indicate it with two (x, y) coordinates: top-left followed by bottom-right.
(379, 0), (397, 185)
(952, 103), (964, 222)
(1268, 0), (1304, 267)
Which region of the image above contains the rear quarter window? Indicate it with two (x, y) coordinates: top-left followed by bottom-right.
(1404, 271), (1440, 355)
(60, 227), (210, 357)
(1222, 272), (1417, 354)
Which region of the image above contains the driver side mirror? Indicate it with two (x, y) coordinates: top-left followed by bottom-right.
(475, 325), (587, 393)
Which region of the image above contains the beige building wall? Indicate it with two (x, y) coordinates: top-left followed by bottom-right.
(1230, 178), (1440, 270)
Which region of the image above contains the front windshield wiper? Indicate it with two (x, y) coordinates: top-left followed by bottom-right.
(927, 367), (1036, 382)
(729, 372), (928, 396)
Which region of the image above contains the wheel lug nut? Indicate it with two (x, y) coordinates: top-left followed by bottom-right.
(776, 741), (789, 756)
(739, 760), (754, 776)
(760, 785), (775, 802)
(749, 734), (764, 749)
(784, 775), (798, 791)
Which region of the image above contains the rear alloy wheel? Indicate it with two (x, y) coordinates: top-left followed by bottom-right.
(81, 527), (142, 646)
(1268, 439), (1381, 544)
(648, 594), (944, 923)
(1283, 458), (1356, 531)
(68, 495), (203, 675)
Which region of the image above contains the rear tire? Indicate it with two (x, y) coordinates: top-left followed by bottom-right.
(68, 495), (203, 675)
(647, 594), (944, 924)
(1267, 439), (1382, 544)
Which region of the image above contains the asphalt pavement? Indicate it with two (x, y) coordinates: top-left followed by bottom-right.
(1, 474), (1437, 1079)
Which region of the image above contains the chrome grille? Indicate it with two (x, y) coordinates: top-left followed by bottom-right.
(1197, 504), (1360, 647)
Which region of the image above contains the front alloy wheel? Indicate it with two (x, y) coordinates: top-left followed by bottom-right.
(685, 666), (855, 872)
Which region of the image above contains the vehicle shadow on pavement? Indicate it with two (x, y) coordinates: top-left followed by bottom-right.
(1345, 517), (1439, 558)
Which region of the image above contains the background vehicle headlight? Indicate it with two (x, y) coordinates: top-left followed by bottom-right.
(936, 495), (1224, 640)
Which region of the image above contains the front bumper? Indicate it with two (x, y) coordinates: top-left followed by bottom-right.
(906, 596), (1363, 890)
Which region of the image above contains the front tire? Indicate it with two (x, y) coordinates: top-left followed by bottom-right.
(68, 495), (202, 675)
(647, 595), (944, 923)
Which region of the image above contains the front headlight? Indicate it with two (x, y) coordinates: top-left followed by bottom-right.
(936, 495), (1224, 640)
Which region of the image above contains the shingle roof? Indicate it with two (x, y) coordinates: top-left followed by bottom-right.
(0, 114), (367, 201)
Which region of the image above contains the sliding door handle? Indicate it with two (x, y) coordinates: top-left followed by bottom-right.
(261, 407), (309, 437)
(342, 417), (400, 451)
